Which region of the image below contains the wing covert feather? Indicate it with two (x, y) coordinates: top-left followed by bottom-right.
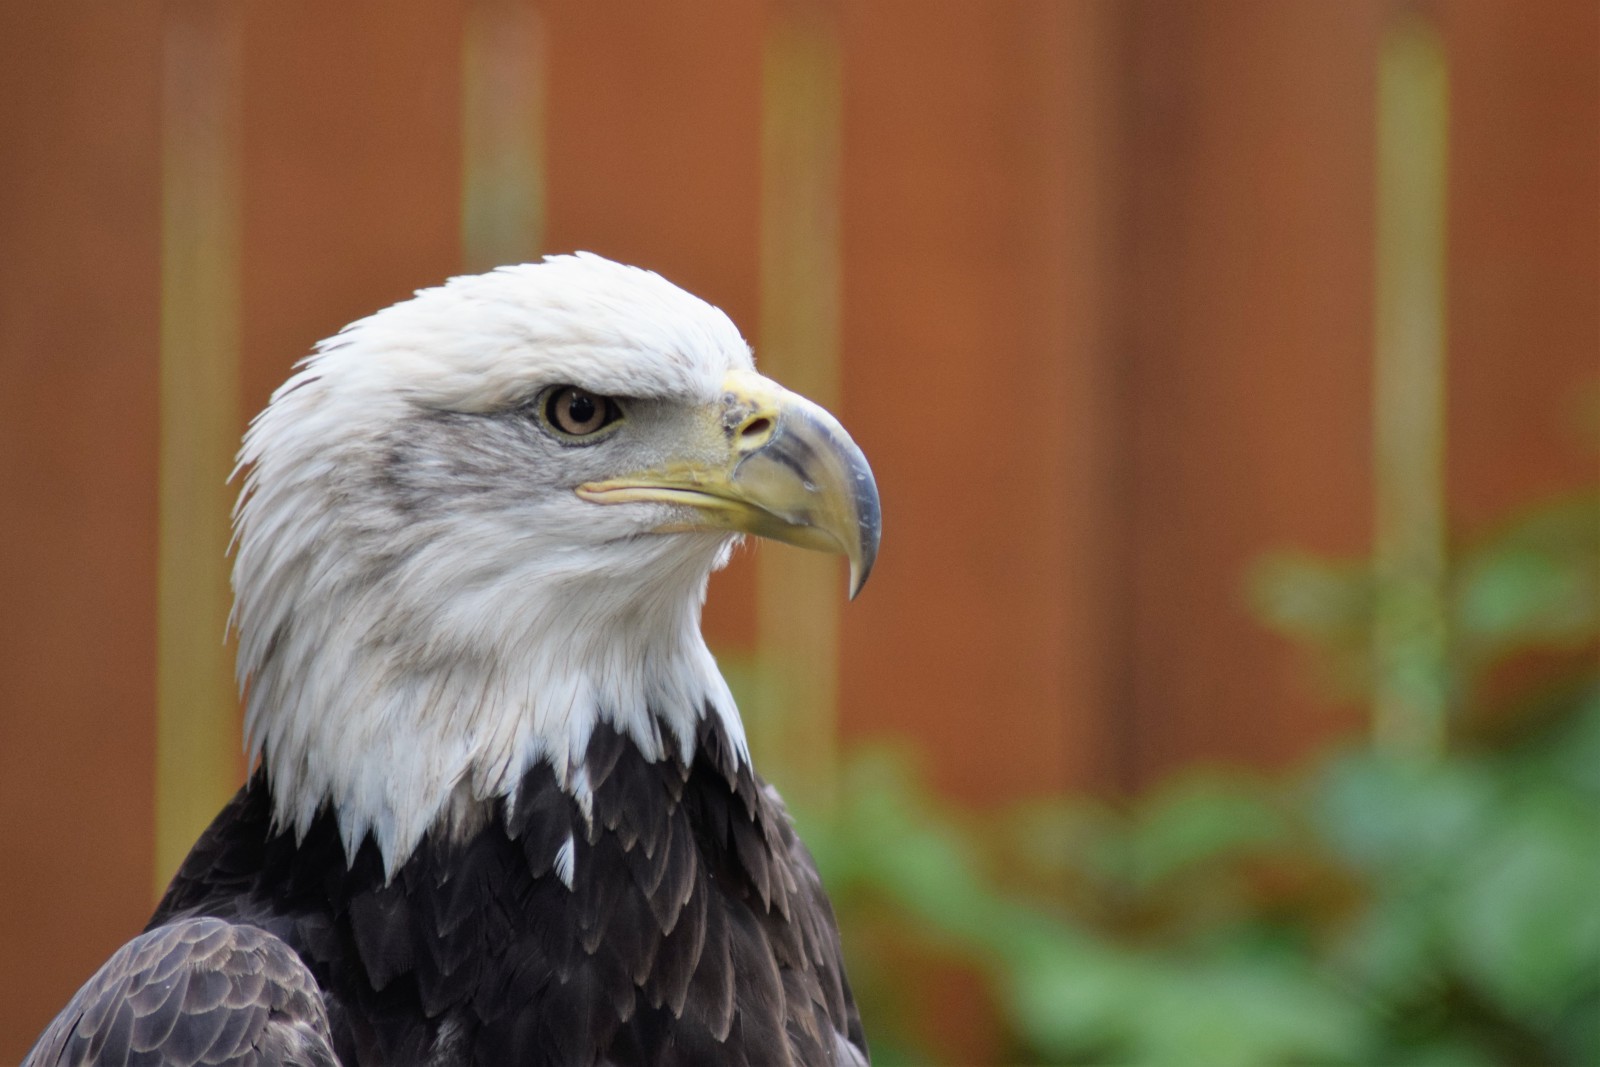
(24, 917), (338, 1067)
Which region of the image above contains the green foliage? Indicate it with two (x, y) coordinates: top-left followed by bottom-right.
(801, 490), (1599, 1064)
(1250, 491), (1598, 697)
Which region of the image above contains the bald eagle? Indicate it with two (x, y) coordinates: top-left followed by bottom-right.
(26, 255), (879, 1067)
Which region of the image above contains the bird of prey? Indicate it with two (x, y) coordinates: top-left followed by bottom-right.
(26, 254), (879, 1067)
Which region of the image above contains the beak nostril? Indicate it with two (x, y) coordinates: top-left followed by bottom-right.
(741, 417), (773, 440)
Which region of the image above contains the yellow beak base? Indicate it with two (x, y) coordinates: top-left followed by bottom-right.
(577, 371), (881, 598)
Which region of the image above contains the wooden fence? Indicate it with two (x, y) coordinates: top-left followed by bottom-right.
(1, 1), (1594, 1058)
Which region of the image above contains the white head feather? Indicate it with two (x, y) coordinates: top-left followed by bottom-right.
(232, 254), (754, 872)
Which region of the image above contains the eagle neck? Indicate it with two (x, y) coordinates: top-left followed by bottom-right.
(237, 532), (750, 878)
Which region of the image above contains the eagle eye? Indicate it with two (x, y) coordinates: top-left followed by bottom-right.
(542, 386), (622, 439)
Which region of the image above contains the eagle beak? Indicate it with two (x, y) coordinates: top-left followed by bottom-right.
(577, 370), (882, 598)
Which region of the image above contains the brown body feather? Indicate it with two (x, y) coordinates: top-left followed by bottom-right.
(27, 714), (865, 1067)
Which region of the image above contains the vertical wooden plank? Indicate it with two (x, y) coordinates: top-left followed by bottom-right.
(462, 0), (546, 272)
(836, 0), (1121, 804)
(1118, 1), (1383, 787)
(1031, 0), (1124, 800)
(1371, 15), (1450, 757)
(156, 0), (245, 894)
(0, 4), (163, 1057)
(239, 0), (469, 422)
(754, 0), (845, 802)
(1440, 0), (1599, 525)
(540, 1), (765, 655)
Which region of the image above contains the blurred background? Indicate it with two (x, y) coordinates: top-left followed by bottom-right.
(1, 1), (1595, 1063)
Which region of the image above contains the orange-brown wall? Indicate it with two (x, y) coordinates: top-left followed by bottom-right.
(2, 1), (1594, 1059)
(0, 3), (164, 1055)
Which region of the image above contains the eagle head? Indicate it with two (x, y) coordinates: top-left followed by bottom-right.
(231, 253), (880, 870)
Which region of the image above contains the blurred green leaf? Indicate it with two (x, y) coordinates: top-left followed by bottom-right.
(1455, 492), (1599, 664)
(1445, 787), (1600, 1022)
(805, 486), (1599, 1064)
(1126, 957), (1366, 1066)
(1251, 553), (1373, 640)
(1127, 775), (1287, 892)
(1314, 752), (1494, 875)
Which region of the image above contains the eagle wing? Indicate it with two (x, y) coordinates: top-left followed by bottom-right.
(23, 917), (339, 1067)
(772, 789), (869, 1067)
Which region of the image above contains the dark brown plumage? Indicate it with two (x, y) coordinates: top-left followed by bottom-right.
(28, 715), (865, 1067)
(24, 918), (337, 1067)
